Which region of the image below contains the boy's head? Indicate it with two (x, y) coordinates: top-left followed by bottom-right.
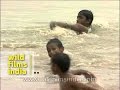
(77, 10), (93, 27)
(51, 53), (70, 75)
(46, 38), (64, 57)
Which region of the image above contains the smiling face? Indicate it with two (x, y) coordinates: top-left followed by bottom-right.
(47, 43), (64, 58)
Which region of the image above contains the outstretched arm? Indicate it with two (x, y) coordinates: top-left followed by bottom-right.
(50, 21), (88, 34)
(70, 69), (96, 82)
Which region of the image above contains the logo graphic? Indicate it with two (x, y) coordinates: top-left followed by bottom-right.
(1, 51), (34, 77)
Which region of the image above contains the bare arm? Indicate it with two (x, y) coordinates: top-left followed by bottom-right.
(50, 21), (88, 34)
(70, 69), (96, 82)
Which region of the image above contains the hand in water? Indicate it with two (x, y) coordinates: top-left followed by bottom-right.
(50, 21), (56, 30)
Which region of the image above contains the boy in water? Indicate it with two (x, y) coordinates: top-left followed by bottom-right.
(50, 10), (93, 34)
(46, 38), (96, 81)
(51, 53), (102, 90)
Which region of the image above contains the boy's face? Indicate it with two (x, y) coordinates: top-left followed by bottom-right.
(47, 43), (64, 58)
(77, 14), (89, 25)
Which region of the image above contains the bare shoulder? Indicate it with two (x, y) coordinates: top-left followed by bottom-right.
(73, 23), (88, 33)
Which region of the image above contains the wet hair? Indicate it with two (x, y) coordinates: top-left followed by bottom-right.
(51, 53), (70, 73)
(78, 10), (93, 25)
(46, 38), (64, 48)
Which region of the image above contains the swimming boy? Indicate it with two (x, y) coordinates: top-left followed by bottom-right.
(46, 38), (96, 81)
(51, 53), (103, 90)
(50, 9), (93, 34)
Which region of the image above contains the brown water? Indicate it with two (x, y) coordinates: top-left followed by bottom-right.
(1, 1), (119, 90)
